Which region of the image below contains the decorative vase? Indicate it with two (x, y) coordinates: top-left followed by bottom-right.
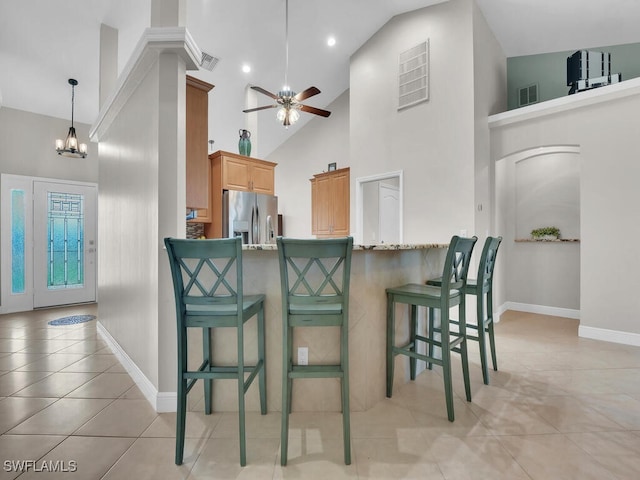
(238, 129), (251, 156)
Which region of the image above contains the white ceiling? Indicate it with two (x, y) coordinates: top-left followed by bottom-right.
(1, 0), (640, 156)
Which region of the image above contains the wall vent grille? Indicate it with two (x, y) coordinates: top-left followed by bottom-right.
(200, 52), (220, 71)
(398, 40), (429, 110)
(518, 84), (538, 107)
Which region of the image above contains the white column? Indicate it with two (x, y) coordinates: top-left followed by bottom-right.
(99, 24), (118, 109)
(151, 0), (186, 27)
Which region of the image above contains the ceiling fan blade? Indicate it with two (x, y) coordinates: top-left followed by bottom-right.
(250, 85), (279, 100)
(299, 104), (331, 117)
(243, 105), (277, 113)
(294, 86), (321, 102)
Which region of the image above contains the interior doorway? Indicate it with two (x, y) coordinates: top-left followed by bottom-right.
(356, 170), (403, 245)
(1, 174), (97, 313)
(378, 182), (400, 244)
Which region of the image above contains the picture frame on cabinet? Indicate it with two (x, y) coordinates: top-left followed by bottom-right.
(328, 162), (337, 171)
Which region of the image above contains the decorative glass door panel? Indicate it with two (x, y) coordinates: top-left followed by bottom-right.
(34, 182), (96, 308)
(11, 189), (27, 294)
(1, 175), (34, 313)
(46, 192), (85, 289)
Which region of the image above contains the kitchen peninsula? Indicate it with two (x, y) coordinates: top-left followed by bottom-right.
(188, 242), (448, 414)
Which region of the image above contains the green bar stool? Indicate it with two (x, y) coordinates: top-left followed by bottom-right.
(426, 236), (502, 384)
(277, 236), (353, 466)
(386, 235), (477, 422)
(164, 237), (267, 466)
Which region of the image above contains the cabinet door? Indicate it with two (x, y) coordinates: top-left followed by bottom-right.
(330, 171), (350, 236)
(222, 156), (251, 191)
(314, 176), (333, 236)
(186, 78), (212, 209)
(311, 179), (318, 234)
(250, 163), (275, 194)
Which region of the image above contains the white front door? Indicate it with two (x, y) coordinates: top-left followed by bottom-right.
(33, 181), (97, 308)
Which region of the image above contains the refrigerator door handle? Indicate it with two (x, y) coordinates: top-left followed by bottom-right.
(266, 214), (274, 241)
(252, 204), (260, 244)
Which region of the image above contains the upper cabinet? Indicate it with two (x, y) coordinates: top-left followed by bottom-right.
(310, 167), (350, 238)
(205, 150), (277, 238)
(214, 151), (276, 194)
(186, 75), (214, 210)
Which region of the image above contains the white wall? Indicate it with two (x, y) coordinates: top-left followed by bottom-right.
(0, 107), (98, 308)
(472, 0), (507, 241)
(97, 63), (162, 387)
(95, 45), (188, 400)
(267, 89), (350, 238)
(490, 83), (640, 340)
(0, 107), (98, 182)
(267, 0), (505, 247)
(350, 0), (477, 244)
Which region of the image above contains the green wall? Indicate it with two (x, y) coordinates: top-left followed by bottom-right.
(507, 42), (640, 110)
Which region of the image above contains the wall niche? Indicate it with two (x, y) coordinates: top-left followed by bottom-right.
(515, 150), (580, 241)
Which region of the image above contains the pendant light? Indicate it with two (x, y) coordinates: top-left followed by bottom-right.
(55, 78), (88, 158)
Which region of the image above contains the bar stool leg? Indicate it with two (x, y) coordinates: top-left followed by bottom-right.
(476, 292), (491, 385)
(459, 299), (472, 402)
(281, 325), (291, 466)
(441, 343), (455, 422)
(341, 322), (351, 465)
(386, 293), (395, 398)
(175, 330), (188, 465)
(175, 377), (187, 464)
(237, 327), (247, 466)
(409, 305), (417, 380)
(203, 327), (213, 414)
(427, 307), (434, 370)
(258, 308), (267, 414)
(487, 292), (498, 371)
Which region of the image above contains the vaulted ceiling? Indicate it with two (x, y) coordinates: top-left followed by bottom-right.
(1, 0), (639, 156)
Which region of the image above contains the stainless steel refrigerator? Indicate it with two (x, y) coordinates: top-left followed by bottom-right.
(222, 190), (278, 244)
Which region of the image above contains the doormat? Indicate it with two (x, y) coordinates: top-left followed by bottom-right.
(48, 315), (96, 326)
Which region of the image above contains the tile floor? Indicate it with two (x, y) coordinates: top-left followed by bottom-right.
(1, 305), (640, 479)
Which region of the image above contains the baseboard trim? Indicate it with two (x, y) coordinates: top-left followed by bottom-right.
(578, 325), (640, 347)
(497, 301), (580, 320)
(496, 302), (640, 347)
(96, 321), (177, 412)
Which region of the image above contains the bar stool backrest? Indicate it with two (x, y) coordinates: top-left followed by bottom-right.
(165, 237), (243, 320)
(476, 236), (502, 293)
(440, 235), (477, 293)
(277, 237), (353, 314)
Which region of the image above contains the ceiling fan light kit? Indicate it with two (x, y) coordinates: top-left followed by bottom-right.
(55, 78), (88, 158)
(242, 0), (331, 127)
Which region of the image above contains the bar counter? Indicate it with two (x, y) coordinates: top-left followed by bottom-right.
(189, 242), (448, 414)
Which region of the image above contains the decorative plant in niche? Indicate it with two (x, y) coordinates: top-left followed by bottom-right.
(531, 226), (560, 240)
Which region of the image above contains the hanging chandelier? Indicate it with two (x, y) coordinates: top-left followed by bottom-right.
(55, 78), (88, 158)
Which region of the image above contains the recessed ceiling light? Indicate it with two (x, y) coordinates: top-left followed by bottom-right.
(327, 36), (336, 47)
(242, 64), (251, 73)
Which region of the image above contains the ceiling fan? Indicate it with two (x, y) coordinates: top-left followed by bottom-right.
(242, 0), (331, 127)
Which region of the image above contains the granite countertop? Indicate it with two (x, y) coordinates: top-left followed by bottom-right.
(242, 243), (448, 251)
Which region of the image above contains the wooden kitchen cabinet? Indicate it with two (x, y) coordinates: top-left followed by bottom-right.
(186, 75), (214, 216)
(219, 153), (276, 194)
(310, 167), (350, 237)
(204, 150), (277, 238)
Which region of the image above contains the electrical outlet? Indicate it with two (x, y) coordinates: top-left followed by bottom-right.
(297, 347), (308, 365)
